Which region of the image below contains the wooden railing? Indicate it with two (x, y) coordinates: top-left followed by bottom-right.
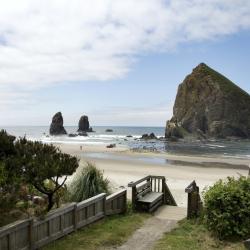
(106, 189), (127, 215)
(0, 189), (127, 250)
(185, 180), (202, 219)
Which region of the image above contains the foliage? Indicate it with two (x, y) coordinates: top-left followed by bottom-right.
(0, 130), (23, 211)
(203, 176), (250, 239)
(155, 219), (245, 250)
(14, 138), (79, 211)
(68, 162), (110, 202)
(0, 130), (16, 160)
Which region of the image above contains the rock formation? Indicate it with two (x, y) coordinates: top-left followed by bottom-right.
(166, 63), (250, 139)
(141, 133), (157, 140)
(78, 115), (93, 132)
(49, 112), (67, 135)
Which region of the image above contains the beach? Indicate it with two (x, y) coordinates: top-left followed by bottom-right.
(57, 143), (250, 207)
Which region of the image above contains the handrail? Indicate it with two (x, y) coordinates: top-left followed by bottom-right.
(128, 175), (165, 187)
(128, 176), (150, 187)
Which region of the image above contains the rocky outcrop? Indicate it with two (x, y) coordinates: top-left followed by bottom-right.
(165, 63), (250, 139)
(49, 112), (67, 135)
(78, 115), (93, 132)
(141, 133), (157, 140)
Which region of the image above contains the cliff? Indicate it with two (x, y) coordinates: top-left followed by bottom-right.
(165, 63), (250, 139)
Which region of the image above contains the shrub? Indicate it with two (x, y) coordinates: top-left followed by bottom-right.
(203, 176), (250, 239)
(68, 162), (110, 202)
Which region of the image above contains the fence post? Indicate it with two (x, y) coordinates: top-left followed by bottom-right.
(131, 186), (136, 211)
(162, 177), (166, 204)
(29, 219), (34, 250)
(103, 194), (107, 216)
(123, 190), (127, 213)
(244, 239), (250, 249)
(74, 203), (78, 231)
(185, 181), (202, 219)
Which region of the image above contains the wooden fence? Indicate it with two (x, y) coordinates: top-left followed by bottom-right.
(0, 189), (127, 250)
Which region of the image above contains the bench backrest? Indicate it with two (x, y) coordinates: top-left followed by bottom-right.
(135, 180), (152, 199)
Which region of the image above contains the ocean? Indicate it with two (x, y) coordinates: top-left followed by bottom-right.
(1, 126), (250, 160)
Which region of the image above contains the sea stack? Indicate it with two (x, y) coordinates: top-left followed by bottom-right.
(78, 115), (93, 132)
(49, 112), (67, 135)
(166, 63), (250, 139)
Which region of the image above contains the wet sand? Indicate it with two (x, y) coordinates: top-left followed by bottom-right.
(56, 143), (250, 207)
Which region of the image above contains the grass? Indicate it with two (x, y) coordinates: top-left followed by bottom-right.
(154, 219), (245, 250)
(43, 211), (149, 250)
(199, 63), (250, 101)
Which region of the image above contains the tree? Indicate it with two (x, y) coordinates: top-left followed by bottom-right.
(0, 129), (16, 160)
(0, 130), (22, 211)
(15, 138), (79, 211)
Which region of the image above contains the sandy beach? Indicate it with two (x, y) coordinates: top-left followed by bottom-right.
(56, 143), (250, 207)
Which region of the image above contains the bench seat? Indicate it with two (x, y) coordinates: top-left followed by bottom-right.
(138, 192), (163, 203)
(137, 192), (164, 212)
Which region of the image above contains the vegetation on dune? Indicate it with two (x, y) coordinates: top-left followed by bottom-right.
(154, 219), (245, 250)
(199, 63), (250, 100)
(203, 176), (250, 239)
(67, 162), (111, 202)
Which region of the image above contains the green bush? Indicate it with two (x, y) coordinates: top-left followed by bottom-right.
(203, 176), (250, 239)
(68, 162), (110, 202)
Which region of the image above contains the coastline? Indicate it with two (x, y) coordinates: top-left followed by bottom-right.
(56, 143), (249, 207)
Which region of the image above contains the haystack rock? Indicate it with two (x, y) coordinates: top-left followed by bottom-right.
(78, 115), (93, 132)
(165, 63), (250, 139)
(49, 112), (67, 135)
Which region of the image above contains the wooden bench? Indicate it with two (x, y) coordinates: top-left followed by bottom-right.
(128, 175), (177, 212)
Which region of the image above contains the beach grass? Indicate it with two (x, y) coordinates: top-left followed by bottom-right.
(154, 219), (245, 250)
(42, 211), (149, 250)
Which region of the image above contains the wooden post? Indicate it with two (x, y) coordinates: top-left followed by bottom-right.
(73, 203), (77, 231)
(185, 181), (202, 219)
(103, 194), (106, 216)
(29, 219), (34, 250)
(123, 190), (127, 214)
(131, 186), (136, 211)
(162, 177), (166, 204)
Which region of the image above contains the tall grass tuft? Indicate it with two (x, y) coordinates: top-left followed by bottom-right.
(68, 162), (110, 202)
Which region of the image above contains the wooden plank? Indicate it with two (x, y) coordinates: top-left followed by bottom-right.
(77, 193), (106, 209)
(138, 192), (163, 203)
(138, 187), (151, 197)
(148, 199), (163, 213)
(128, 176), (151, 187)
(136, 182), (151, 193)
(106, 189), (126, 201)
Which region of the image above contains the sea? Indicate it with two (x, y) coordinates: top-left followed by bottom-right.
(1, 126), (250, 160)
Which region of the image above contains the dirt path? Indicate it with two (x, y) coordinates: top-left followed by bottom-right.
(110, 206), (186, 250)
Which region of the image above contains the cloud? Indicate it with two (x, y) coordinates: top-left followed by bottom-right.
(0, 0), (250, 106)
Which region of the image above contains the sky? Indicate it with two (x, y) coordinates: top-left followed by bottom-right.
(0, 0), (250, 127)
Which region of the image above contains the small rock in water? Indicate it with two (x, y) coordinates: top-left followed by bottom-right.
(106, 143), (116, 148)
(78, 131), (88, 136)
(68, 133), (78, 137)
(106, 129), (113, 132)
(126, 135), (133, 138)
